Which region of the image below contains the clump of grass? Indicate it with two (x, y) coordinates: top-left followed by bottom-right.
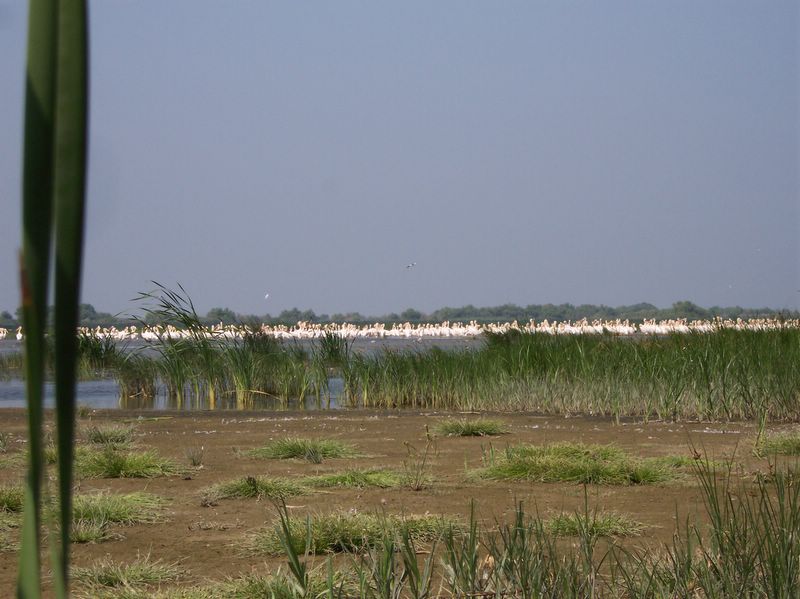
(76, 447), (182, 478)
(85, 424), (136, 447)
(69, 518), (120, 544)
(0, 485), (24, 512)
(203, 476), (307, 504)
(303, 469), (404, 489)
(436, 418), (509, 437)
(547, 511), (645, 538)
(246, 438), (359, 462)
(72, 553), (183, 589)
(185, 446), (204, 467)
(475, 442), (674, 485)
(755, 431), (800, 456)
(250, 512), (454, 556)
(72, 491), (166, 524)
(0, 432), (11, 453)
(77, 404), (92, 418)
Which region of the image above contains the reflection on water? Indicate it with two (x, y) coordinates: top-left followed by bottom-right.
(0, 377), (345, 411)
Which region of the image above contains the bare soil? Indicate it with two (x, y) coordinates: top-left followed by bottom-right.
(0, 408), (770, 595)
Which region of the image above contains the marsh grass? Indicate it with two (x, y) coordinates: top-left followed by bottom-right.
(303, 469), (405, 489)
(0, 431), (10, 453)
(72, 553), (183, 589)
(76, 446), (182, 478)
(547, 511), (645, 538)
(475, 442), (676, 485)
(250, 511), (454, 556)
(85, 424), (136, 447)
(203, 476), (307, 504)
(755, 431), (800, 456)
(435, 418), (509, 437)
(246, 438), (360, 461)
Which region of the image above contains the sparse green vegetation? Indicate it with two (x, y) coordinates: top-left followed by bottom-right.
(85, 424), (136, 447)
(755, 431), (800, 456)
(203, 476), (307, 503)
(72, 491), (165, 524)
(475, 442), (676, 485)
(75, 447), (182, 478)
(246, 437), (360, 461)
(249, 511), (454, 556)
(547, 511), (645, 538)
(69, 518), (120, 544)
(436, 418), (509, 437)
(72, 553), (183, 589)
(303, 469), (405, 489)
(0, 485), (24, 512)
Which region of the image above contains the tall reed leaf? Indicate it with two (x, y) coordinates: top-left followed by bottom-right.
(18, 0), (58, 596)
(19, 0), (88, 596)
(51, 0), (88, 593)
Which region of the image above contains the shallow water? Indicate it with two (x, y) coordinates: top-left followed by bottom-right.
(0, 377), (347, 411)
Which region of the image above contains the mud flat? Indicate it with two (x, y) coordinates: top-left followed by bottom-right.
(0, 408), (779, 596)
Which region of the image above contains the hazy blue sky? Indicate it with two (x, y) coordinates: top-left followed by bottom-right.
(1, 1), (798, 317)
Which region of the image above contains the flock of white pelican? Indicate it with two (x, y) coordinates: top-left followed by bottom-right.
(1, 318), (798, 341)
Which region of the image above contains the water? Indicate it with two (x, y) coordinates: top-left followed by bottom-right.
(0, 377), (347, 411)
(0, 336), (480, 411)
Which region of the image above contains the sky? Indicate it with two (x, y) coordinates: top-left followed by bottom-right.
(0, 1), (798, 318)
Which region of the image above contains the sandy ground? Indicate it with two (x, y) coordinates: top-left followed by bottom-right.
(0, 408), (768, 595)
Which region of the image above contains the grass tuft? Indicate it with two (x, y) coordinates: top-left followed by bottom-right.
(303, 469), (405, 489)
(76, 447), (182, 478)
(85, 424), (135, 447)
(246, 437), (359, 462)
(69, 518), (120, 544)
(250, 511), (454, 555)
(475, 442), (675, 485)
(436, 418), (509, 437)
(203, 476), (307, 504)
(0, 485), (24, 512)
(756, 432), (800, 456)
(72, 552), (183, 589)
(547, 511), (645, 537)
(72, 491), (166, 524)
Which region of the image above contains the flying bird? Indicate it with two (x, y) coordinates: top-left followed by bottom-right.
(405, 262), (417, 269)
(264, 293), (270, 300)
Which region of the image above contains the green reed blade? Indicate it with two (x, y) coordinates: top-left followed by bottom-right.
(51, 0), (89, 594)
(18, 0), (58, 596)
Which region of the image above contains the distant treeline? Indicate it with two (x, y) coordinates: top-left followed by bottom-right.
(1, 301), (797, 329)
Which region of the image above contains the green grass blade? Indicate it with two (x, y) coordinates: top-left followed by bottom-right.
(51, 0), (89, 594)
(18, 0), (58, 596)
